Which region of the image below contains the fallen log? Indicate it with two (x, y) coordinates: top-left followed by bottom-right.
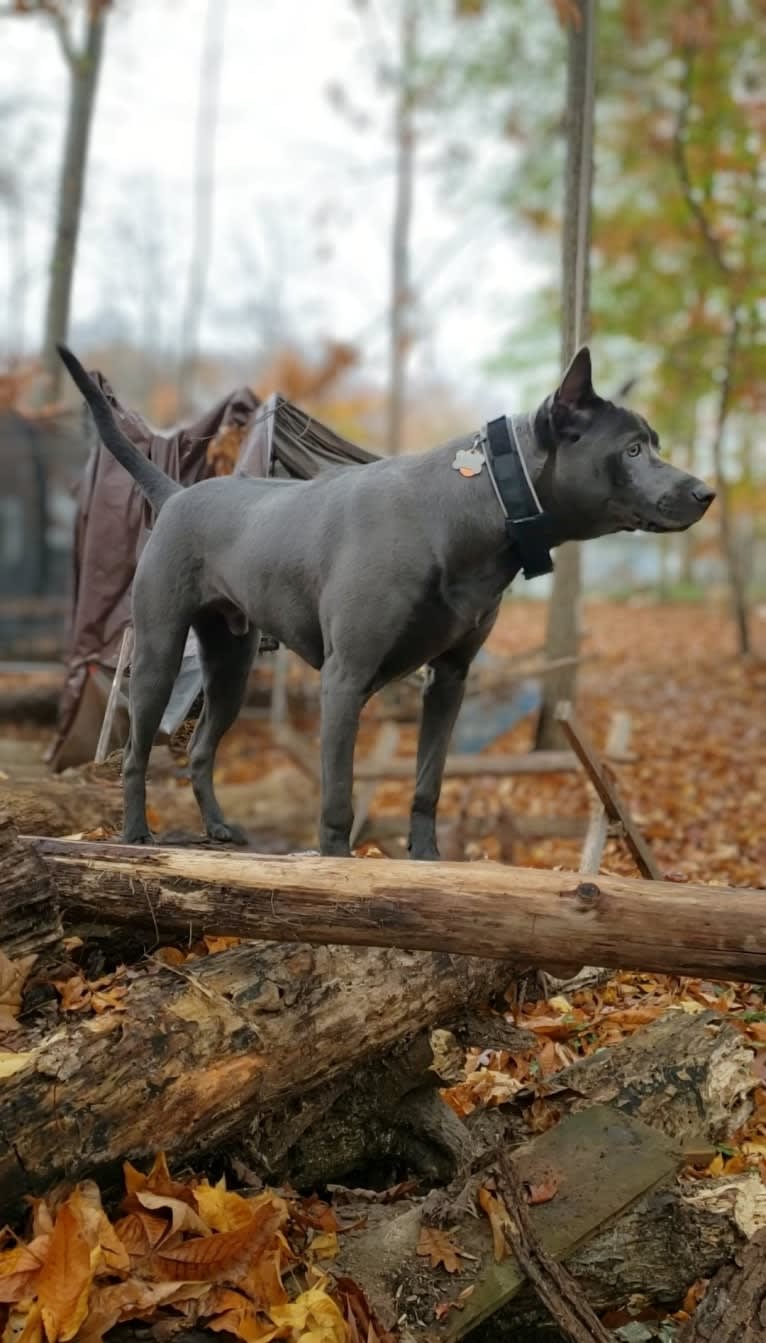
(33, 838), (766, 982)
(333, 1012), (763, 1340)
(0, 777), (123, 837)
(0, 937), (515, 1215)
(679, 1225), (766, 1343)
(0, 812), (63, 962)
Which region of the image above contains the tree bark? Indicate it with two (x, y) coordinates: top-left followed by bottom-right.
(386, 0), (417, 455)
(0, 777), (123, 837)
(0, 936), (514, 1215)
(535, 0), (595, 750)
(679, 1227), (766, 1343)
(710, 314), (750, 656)
(0, 812), (62, 962)
(32, 838), (766, 982)
(41, 8), (107, 401)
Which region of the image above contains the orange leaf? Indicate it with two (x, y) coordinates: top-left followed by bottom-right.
(0, 1237), (49, 1304)
(149, 1204), (283, 1283)
(36, 1202), (94, 1342)
(477, 1186), (510, 1263)
(525, 1174), (561, 1206)
(416, 1225), (465, 1274)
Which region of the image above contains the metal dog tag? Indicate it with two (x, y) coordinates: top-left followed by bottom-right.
(452, 445), (485, 478)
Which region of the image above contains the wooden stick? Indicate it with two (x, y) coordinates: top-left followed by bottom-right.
(555, 702), (661, 880)
(30, 838), (766, 981)
(94, 624), (133, 764)
(494, 1148), (613, 1343)
(579, 711), (632, 876)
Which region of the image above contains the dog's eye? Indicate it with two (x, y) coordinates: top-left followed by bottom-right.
(627, 443), (642, 457)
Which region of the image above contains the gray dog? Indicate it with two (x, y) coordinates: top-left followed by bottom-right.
(59, 344), (714, 858)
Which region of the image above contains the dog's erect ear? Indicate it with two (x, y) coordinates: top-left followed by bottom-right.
(554, 347), (596, 409)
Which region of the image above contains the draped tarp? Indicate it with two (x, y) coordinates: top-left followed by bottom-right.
(49, 383), (378, 771)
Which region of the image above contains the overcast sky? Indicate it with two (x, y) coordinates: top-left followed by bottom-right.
(1, 0), (551, 411)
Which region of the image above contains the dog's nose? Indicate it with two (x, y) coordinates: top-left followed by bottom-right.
(692, 484), (716, 508)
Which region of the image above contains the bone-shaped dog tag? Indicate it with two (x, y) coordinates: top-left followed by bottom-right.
(452, 445), (485, 478)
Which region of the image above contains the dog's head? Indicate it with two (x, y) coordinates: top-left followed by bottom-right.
(533, 349), (715, 543)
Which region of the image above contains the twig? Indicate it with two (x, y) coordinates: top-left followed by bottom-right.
(494, 1148), (612, 1343)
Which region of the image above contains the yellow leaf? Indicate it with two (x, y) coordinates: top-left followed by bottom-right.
(306, 1232), (338, 1263)
(269, 1285), (347, 1343)
(194, 1179), (261, 1233)
(36, 1203), (93, 1342)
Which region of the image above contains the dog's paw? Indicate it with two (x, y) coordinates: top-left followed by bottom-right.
(123, 831), (156, 846)
(408, 844), (440, 861)
(207, 821), (249, 845)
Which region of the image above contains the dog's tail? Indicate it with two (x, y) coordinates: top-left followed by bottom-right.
(57, 344), (182, 513)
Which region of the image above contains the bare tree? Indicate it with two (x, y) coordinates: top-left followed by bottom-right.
(0, 2), (113, 399)
(176, 0), (228, 413)
(386, 0), (417, 455)
(535, 0), (596, 750)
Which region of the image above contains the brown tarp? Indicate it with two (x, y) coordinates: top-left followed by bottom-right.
(49, 380), (377, 770)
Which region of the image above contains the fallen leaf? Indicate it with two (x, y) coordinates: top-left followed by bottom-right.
(205, 1288), (280, 1343)
(416, 1225), (465, 1274)
(0, 1237), (50, 1304)
(0, 950), (37, 1031)
(135, 1190), (211, 1240)
(36, 1201), (94, 1342)
(149, 1202), (283, 1283)
(194, 1179), (269, 1233)
(525, 1174), (561, 1205)
(269, 1284), (347, 1343)
(307, 1231), (339, 1262)
(477, 1185), (510, 1263)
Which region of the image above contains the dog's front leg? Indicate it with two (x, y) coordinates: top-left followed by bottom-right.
(318, 662), (364, 857)
(408, 656), (469, 861)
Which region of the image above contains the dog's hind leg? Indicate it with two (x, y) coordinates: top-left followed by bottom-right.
(408, 615), (498, 861)
(188, 612), (258, 844)
(123, 621), (188, 843)
(318, 658), (365, 857)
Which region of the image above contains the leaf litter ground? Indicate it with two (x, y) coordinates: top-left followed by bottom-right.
(0, 600), (765, 1340)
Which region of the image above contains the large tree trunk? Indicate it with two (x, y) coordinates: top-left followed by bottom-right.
(710, 315), (750, 655)
(41, 8), (107, 401)
(0, 932), (514, 1216)
(535, 0), (595, 750)
(386, 0), (417, 455)
(32, 837), (766, 981)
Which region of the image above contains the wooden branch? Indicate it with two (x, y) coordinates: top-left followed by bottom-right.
(555, 702), (661, 879)
(94, 624), (132, 763)
(47, 7), (77, 68)
(579, 711), (631, 875)
(355, 749), (578, 781)
(494, 1148), (612, 1343)
(0, 777), (123, 838)
(31, 837), (766, 981)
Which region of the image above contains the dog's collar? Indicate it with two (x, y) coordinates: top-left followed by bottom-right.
(478, 414), (555, 581)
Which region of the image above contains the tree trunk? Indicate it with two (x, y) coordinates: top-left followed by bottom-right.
(31, 837), (766, 981)
(535, 0), (595, 750)
(0, 936), (514, 1215)
(176, 0), (227, 412)
(41, 9), (106, 402)
(386, 0), (417, 455)
(0, 812), (62, 962)
(710, 315), (750, 656)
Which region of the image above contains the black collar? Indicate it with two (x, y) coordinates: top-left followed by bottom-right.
(482, 414), (554, 580)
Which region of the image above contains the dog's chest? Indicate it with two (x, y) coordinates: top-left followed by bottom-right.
(373, 569), (500, 688)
